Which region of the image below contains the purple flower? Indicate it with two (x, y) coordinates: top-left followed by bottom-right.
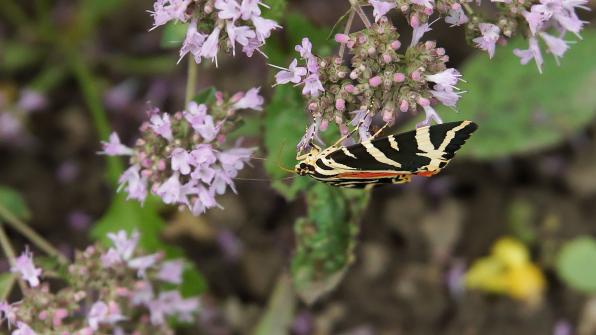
(191, 185), (219, 215)
(118, 165), (148, 202)
(147, 291), (200, 325)
(532, 0), (588, 37)
(211, 168), (237, 195)
(87, 301), (125, 330)
(513, 37), (544, 73)
(17, 89), (46, 113)
(233, 87), (264, 111)
(191, 163), (216, 184)
(297, 123), (318, 152)
(130, 281), (154, 306)
(190, 144), (218, 166)
(275, 59), (307, 84)
(149, 0), (191, 30)
(183, 102), (208, 128)
(155, 174), (194, 206)
(171, 148), (192, 175)
(200, 27), (222, 66)
(128, 254), (159, 278)
(431, 86), (463, 107)
(242, 37), (263, 57)
(411, 0), (434, 8)
(417, 105), (443, 127)
(99, 132), (133, 156)
(295, 38), (313, 59)
(225, 22), (256, 55)
(157, 260), (184, 284)
(179, 20), (207, 64)
(411, 23), (432, 47)
(445, 7), (468, 26)
(107, 230), (139, 261)
(149, 113), (173, 141)
(369, 0), (397, 22)
(302, 74), (324, 97)
(0, 301), (18, 328)
(101, 249), (122, 268)
(523, 10), (545, 35)
(240, 0), (262, 20)
(215, 0), (242, 21)
(251, 16), (280, 42)
(473, 23), (500, 58)
(425, 68), (462, 88)
(12, 322), (37, 335)
(11, 248), (42, 288)
(540, 32), (570, 65)
(194, 115), (220, 142)
(218, 147), (254, 174)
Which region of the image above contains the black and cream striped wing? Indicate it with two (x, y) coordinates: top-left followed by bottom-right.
(325, 120), (478, 174)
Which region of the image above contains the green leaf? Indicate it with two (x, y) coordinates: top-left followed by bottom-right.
(264, 85), (312, 199)
(0, 41), (43, 72)
(285, 14), (335, 56)
(0, 186), (30, 220)
(252, 274), (296, 335)
(161, 22), (189, 49)
(291, 185), (369, 304)
(556, 236), (596, 293)
(262, 0), (287, 21)
(440, 31), (596, 159)
(0, 273), (15, 300)
(228, 116), (263, 140)
(180, 265), (208, 297)
(193, 86), (217, 105)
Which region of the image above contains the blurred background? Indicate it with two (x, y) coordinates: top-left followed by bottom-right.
(1, 0), (596, 334)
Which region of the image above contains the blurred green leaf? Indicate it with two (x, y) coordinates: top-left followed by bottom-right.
(285, 14), (335, 56)
(107, 55), (177, 75)
(292, 185), (369, 304)
(557, 236), (596, 293)
(0, 186), (30, 220)
(161, 22), (189, 49)
(441, 30), (596, 159)
(262, 0), (287, 21)
(264, 85), (312, 199)
(0, 273), (15, 300)
(0, 42), (43, 72)
(193, 86), (217, 105)
(180, 265), (208, 297)
(507, 198), (536, 244)
(252, 274), (295, 335)
(229, 116), (263, 140)
(29, 66), (67, 93)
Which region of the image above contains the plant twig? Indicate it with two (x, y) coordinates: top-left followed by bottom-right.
(0, 224), (27, 294)
(0, 203), (68, 265)
(339, 9), (356, 59)
(462, 3), (475, 15)
(185, 58), (198, 106)
(349, 0), (371, 28)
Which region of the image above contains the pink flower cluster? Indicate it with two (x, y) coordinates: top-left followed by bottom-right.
(1, 231), (200, 334)
(102, 88), (262, 215)
(274, 19), (463, 150)
(150, 0), (281, 65)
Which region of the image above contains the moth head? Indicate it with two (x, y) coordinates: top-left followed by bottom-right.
(295, 162), (316, 176)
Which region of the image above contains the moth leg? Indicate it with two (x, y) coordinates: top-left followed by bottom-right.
(370, 122), (390, 141)
(392, 174), (412, 184)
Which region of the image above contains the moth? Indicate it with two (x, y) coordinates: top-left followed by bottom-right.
(293, 120), (478, 189)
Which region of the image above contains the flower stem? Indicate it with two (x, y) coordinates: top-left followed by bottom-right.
(349, 0), (371, 28)
(0, 224), (27, 294)
(339, 9), (356, 59)
(0, 203), (69, 265)
(185, 58), (198, 106)
(462, 3), (475, 15)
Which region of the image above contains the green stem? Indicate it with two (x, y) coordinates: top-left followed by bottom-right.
(462, 2), (475, 15)
(339, 9), (356, 59)
(68, 50), (124, 185)
(0, 203), (69, 265)
(185, 58), (198, 106)
(0, 224), (29, 294)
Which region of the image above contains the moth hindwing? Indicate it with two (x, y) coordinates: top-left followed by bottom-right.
(295, 120), (478, 189)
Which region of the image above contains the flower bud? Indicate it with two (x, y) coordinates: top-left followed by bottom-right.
(350, 71), (359, 80)
(308, 102), (318, 111)
(400, 100), (409, 112)
(336, 99), (346, 111)
(451, 3), (461, 9)
(383, 54), (392, 63)
(369, 76), (382, 87)
(335, 34), (350, 44)
(393, 72), (406, 82)
(390, 40), (401, 50)
(417, 97), (431, 107)
(320, 119), (329, 131)
(358, 35), (368, 44)
(383, 109), (395, 123)
(368, 47), (376, 55)
(340, 124), (349, 136)
(411, 70), (422, 81)
(410, 15), (420, 28)
(157, 159), (166, 171)
(344, 84), (355, 94)
(424, 7), (433, 15)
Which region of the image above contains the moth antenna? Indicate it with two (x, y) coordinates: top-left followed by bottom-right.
(277, 139), (296, 174)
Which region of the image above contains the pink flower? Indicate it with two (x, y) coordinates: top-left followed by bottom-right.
(147, 291), (200, 325)
(523, 10), (545, 35)
(99, 132), (133, 156)
(369, 76), (383, 87)
(275, 59), (307, 84)
(417, 105), (443, 127)
(179, 20), (207, 64)
(251, 16), (280, 42)
(155, 174), (194, 206)
(183, 102), (208, 128)
(225, 22), (256, 55)
(191, 185), (219, 215)
(101, 249), (122, 268)
(149, 113), (173, 141)
(302, 74), (324, 97)
(425, 68), (462, 88)
(128, 254), (159, 278)
(445, 7), (468, 26)
(369, 0), (397, 22)
(240, 0), (262, 20)
(199, 27), (222, 66)
(171, 148), (192, 175)
(87, 301), (125, 330)
(0, 301), (18, 328)
(411, 23), (432, 47)
(513, 37), (544, 73)
(11, 248), (42, 287)
(233, 87), (264, 111)
(411, 0), (434, 8)
(540, 32), (570, 65)
(149, 0), (191, 30)
(473, 23), (500, 58)
(194, 115), (220, 142)
(431, 86), (463, 107)
(157, 260), (184, 284)
(130, 281), (154, 306)
(190, 144), (218, 166)
(107, 230), (139, 261)
(12, 322), (37, 335)
(118, 165), (148, 202)
(295, 38), (313, 59)
(215, 0), (241, 21)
